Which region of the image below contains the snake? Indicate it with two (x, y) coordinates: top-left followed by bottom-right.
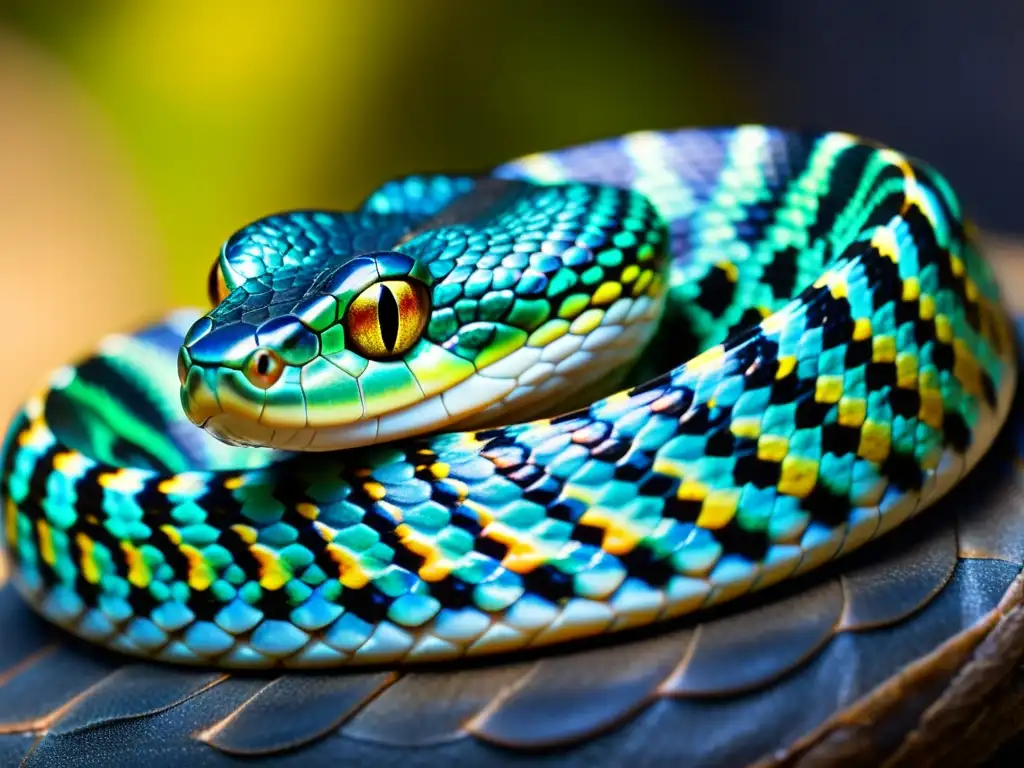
(0, 127), (1016, 669)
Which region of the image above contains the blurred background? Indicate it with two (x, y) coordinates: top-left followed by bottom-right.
(1, 0), (1021, 418)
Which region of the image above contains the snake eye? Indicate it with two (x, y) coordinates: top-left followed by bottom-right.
(344, 279), (430, 359)
(244, 348), (284, 389)
(208, 262), (231, 306)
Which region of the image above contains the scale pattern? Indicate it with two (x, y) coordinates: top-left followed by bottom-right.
(0, 127), (1015, 668)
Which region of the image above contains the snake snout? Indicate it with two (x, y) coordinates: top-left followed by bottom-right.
(178, 316), (263, 429)
(179, 360), (220, 427)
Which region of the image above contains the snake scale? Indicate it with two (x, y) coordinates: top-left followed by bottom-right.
(0, 127), (1016, 669)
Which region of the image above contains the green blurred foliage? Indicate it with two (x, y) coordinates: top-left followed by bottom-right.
(1, 1), (745, 304)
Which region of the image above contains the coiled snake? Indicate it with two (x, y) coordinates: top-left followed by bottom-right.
(0, 127), (1015, 669)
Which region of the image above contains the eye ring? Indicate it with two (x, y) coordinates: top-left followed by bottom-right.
(344, 279), (430, 360)
(244, 348), (284, 389)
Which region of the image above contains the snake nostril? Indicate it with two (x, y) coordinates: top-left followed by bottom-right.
(177, 348), (190, 387)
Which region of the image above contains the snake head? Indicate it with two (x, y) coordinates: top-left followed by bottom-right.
(179, 183), (667, 452)
(178, 244), (465, 451)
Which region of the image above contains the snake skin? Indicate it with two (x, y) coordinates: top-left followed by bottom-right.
(0, 127), (1015, 668)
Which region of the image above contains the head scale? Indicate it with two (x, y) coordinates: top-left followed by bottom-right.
(178, 232), (447, 451)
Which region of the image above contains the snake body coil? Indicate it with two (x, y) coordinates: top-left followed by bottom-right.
(0, 127), (1015, 668)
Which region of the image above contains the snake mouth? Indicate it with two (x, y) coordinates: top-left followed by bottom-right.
(195, 370), (513, 452)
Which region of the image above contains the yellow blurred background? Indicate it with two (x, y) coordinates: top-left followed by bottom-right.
(0, 1), (745, 417)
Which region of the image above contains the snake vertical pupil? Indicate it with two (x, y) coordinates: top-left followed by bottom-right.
(207, 264), (218, 306)
(378, 284), (400, 353)
(207, 263), (225, 306)
(208, 262), (234, 306)
(344, 278), (430, 360)
(256, 353), (271, 375)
